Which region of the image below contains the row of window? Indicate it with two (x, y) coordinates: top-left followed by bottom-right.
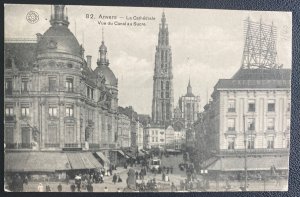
(5, 105), (74, 118)
(5, 77), (95, 99)
(227, 99), (290, 113)
(227, 118), (290, 131)
(152, 137), (165, 142)
(227, 137), (289, 150)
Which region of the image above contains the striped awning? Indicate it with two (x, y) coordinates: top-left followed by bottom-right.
(95, 152), (110, 165)
(5, 152), (70, 172)
(66, 152), (102, 170)
(206, 156), (289, 171)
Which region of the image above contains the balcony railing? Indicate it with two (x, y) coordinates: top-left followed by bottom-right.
(89, 144), (100, 149)
(44, 143), (60, 148)
(228, 108), (236, 113)
(5, 115), (16, 122)
(5, 143), (33, 149)
(219, 148), (289, 155)
(64, 143), (80, 148)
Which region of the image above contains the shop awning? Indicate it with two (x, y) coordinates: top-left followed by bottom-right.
(5, 152), (30, 172)
(206, 156), (289, 172)
(95, 152), (110, 164)
(125, 152), (136, 159)
(137, 150), (145, 156)
(5, 152), (71, 172)
(67, 152), (102, 170)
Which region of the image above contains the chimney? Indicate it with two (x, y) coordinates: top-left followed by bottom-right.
(86, 55), (92, 69)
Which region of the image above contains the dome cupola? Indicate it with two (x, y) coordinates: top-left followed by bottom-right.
(37, 5), (81, 58)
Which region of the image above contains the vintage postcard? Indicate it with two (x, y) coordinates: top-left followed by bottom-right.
(4, 4), (291, 192)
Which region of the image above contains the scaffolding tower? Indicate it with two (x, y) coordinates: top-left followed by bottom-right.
(241, 17), (280, 69)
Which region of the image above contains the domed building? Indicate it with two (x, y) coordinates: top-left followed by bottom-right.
(4, 5), (120, 178)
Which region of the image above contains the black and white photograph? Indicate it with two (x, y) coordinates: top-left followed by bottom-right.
(4, 3), (292, 192)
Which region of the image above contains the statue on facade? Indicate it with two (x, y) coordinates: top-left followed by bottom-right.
(98, 84), (112, 109)
(32, 127), (40, 143)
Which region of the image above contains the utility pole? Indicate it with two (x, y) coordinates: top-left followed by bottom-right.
(243, 114), (248, 191)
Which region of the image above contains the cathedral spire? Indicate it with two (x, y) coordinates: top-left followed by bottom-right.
(152, 10), (173, 126)
(50, 5), (69, 27)
(158, 11), (169, 46)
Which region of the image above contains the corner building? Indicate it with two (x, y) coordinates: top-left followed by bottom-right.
(4, 5), (119, 176)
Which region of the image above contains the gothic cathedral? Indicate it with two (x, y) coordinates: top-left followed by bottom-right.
(151, 12), (174, 127)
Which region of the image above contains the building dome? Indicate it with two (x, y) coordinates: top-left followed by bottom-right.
(94, 65), (118, 86)
(37, 25), (81, 57)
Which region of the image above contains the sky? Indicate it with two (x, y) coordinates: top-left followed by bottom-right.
(4, 4), (292, 115)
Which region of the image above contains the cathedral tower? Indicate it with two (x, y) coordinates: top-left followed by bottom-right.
(151, 12), (174, 126)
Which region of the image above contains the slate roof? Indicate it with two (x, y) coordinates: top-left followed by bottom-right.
(4, 42), (37, 70)
(215, 68), (291, 89)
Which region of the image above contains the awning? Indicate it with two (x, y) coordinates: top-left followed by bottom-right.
(112, 150), (129, 158)
(5, 152), (71, 172)
(137, 150), (145, 156)
(5, 152), (30, 172)
(95, 152), (110, 165)
(206, 156), (289, 172)
(67, 152), (102, 170)
(125, 152), (136, 159)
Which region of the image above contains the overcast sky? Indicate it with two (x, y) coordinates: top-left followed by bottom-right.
(5, 4), (292, 115)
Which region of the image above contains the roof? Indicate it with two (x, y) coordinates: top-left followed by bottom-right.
(232, 68), (291, 80)
(215, 68), (291, 89)
(206, 156), (289, 171)
(37, 25), (81, 57)
(94, 65), (118, 86)
(4, 42), (37, 70)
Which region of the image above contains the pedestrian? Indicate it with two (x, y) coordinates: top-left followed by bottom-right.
(276, 174), (280, 186)
(70, 183), (76, 192)
(171, 182), (177, 192)
(162, 173), (165, 181)
(117, 175), (122, 182)
(37, 183), (44, 192)
(104, 186), (108, 192)
(113, 173), (117, 184)
(87, 183), (93, 192)
(24, 175), (28, 185)
(57, 183), (62, 192)
(139, 171), (143, 180)
(45, 183), (51, 192)
(170, 166), (173, 174)
(135, 171), (139, 180)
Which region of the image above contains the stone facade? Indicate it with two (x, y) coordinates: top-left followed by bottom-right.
(4, 5), (119, 154)
(117, 113), (131, 148)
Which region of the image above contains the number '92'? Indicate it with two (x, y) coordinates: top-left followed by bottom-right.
(86, 14), (94, 19)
